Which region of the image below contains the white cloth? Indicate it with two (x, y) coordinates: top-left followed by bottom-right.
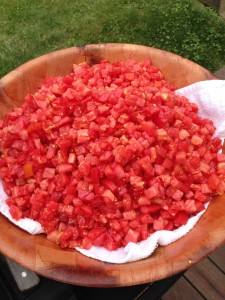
(0, 79), (224, 263)
(176, 80), (225, 139)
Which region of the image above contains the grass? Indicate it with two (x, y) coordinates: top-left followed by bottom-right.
(1, 0), (225, 78)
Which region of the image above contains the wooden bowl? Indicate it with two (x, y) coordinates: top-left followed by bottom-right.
(0, 43), (224, 287)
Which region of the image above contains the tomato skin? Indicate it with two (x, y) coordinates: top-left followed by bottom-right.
(1, 59), (225, 251)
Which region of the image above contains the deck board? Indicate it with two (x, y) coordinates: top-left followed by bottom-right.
(209, 243), (225, 273)
(161, 276), (205, 300)
(162, 248), (225, 300)
(184, 258), (225, 300)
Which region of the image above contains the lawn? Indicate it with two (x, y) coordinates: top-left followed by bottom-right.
(1, 0), (225, 78)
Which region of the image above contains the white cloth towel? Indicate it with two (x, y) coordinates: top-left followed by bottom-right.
(0, 79), (224, 263)
(176, 80), (225, 139)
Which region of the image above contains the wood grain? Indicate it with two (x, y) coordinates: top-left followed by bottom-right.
(5, 257), (40, 292)
(0, 43), (223, 287)
(161, 276), (205, 300)
(209, 243), (225, 273)
(185, 258), (225, 300)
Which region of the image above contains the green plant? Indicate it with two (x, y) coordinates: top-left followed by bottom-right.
(0, 0), (225, 78)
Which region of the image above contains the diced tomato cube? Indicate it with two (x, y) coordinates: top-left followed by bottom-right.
(184, 199), (196, 214)
(93, 233), (106, 247)
(102, 189), (115, 202)
(46, 146), (55, 160)
(130, 176), (145, 189)
(68, 153), (76, 164)
(81, 237), (92, 249)
(195, 201), (205, 213)
(153, 219), (164, 231)
(114, 164), (125, 179)
(154, 164), (165, 175)
(125, 72), (135, 81)
(78, 189), (95, 201)
(137, 156), (153, 175)
(43, 167), (56, 179)
(9, 205), (22, 220)
(140, 121), (156, 135)
(199, 161), (210, 173)
(217, 162), (225, 175)
(57, 164), (73, 174)
(110, 220), (121, 231)
(162, 157), (173, 169)
(103, 235), (117, 251)
(139, 213), (154, 224)
(174, 211), (188, 227)
(77, 129), (90, 143)
(124, 229), (140, 244)
(102, 179), (117, 192)
(156, 128), (167, 140)
(190, 156), (200, 168)
(138, 196), (151, 206)
(217, 153), (225, 162)
(179, 129), (190, 140)
(62, 204), (74, 216)
(122, 194), (132, 210)
(144, 185), (160, 199)
(191, 135), (203, 146)
(175, 151), (186, 163)
(123, 210), (136, 221)
(78, 162), (91, 176)
(140, 204), (161, 214)
(172, 189), (184, 201)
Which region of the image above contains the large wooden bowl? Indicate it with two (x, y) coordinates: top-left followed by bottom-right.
(0, 43), (224, 287)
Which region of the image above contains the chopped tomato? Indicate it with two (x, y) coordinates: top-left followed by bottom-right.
(0, 59), (224, 251)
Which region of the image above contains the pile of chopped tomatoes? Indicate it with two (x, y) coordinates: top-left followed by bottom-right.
(0, 60), (225, 251)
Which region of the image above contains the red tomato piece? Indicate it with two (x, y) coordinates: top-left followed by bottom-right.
(124, 229), (140, 245)
(9, 204), (22, 220)
(43, 168), (56, 179)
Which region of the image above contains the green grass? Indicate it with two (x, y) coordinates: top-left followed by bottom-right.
(1, 0), (225, 78)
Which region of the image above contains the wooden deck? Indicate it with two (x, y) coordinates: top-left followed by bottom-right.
(161, 67), (225, 300)
(161, 243), (225, 300)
